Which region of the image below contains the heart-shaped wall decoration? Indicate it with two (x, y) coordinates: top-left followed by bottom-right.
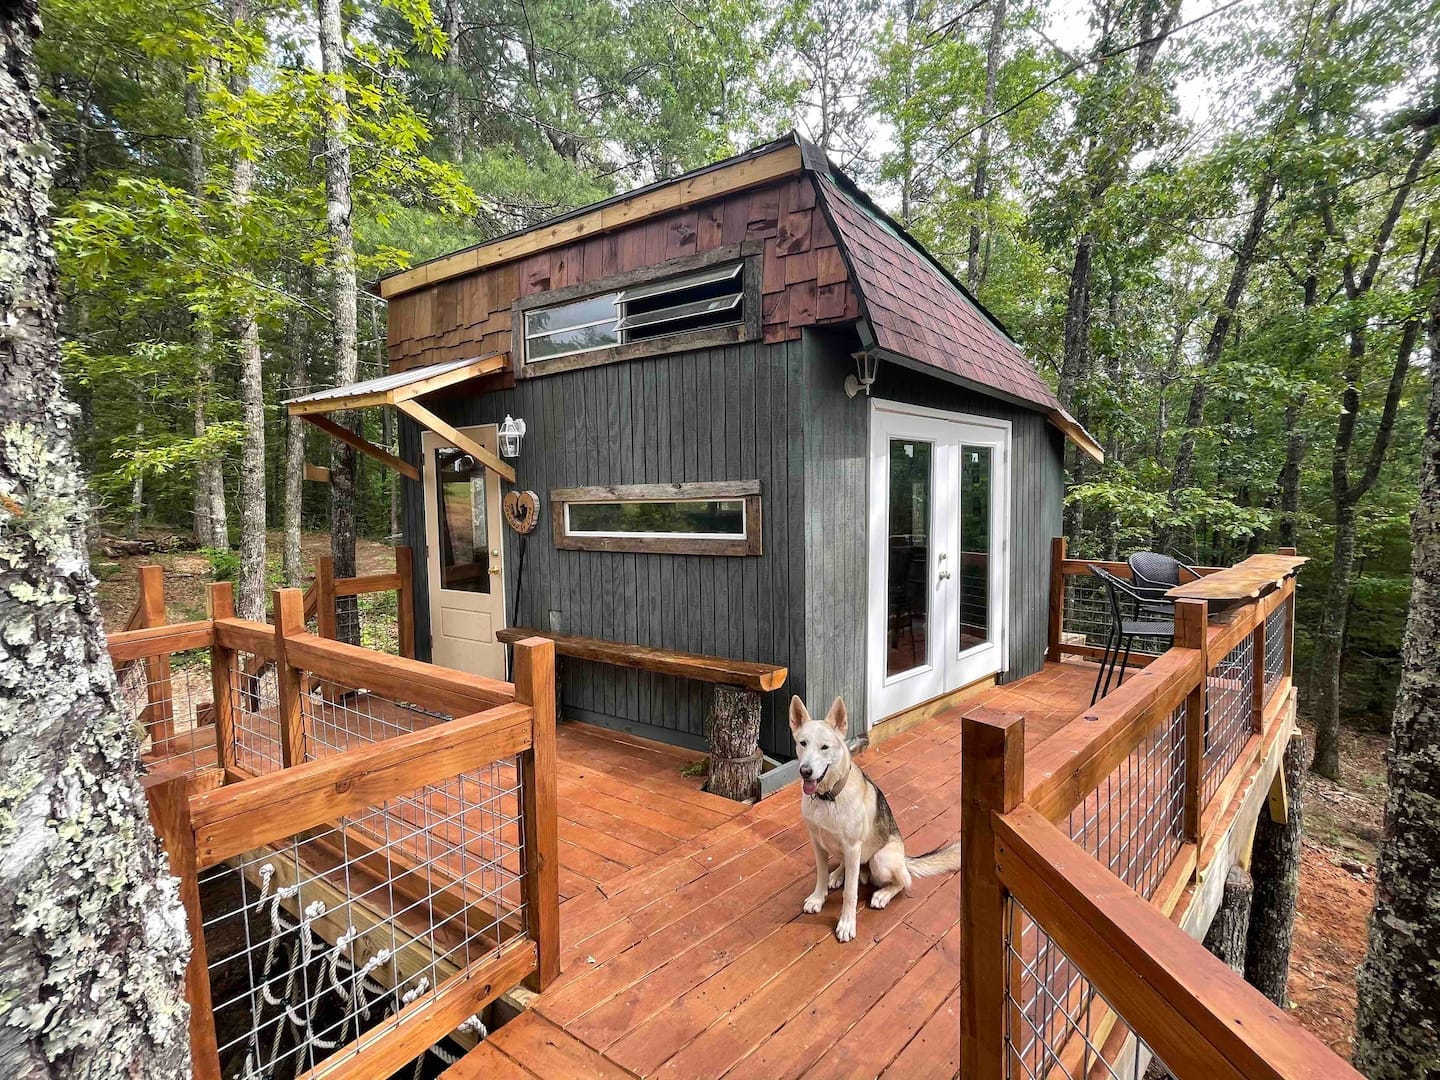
(503, 489), (540, 535)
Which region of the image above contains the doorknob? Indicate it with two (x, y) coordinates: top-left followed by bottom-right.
(489, 566), (502, 575)
(938, 569), (952, 582)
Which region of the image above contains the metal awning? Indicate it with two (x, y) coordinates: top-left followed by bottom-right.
(285, 353), (515, 483)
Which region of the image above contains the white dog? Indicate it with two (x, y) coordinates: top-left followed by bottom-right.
(791, 694), (962, 941)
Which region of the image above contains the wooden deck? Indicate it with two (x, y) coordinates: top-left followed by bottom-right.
(449, 661), (1101, 1079)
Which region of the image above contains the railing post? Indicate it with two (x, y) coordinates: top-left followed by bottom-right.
(395, 545), (415, 659)
(513, 636), (559, 991)
(1047, 536), (1066, 663)
(138, 564), (176, 745)
(1251, 595), (1267, 733)
(1176, 598), (1208, 844)
(273, 587), (308, 767)
(1278, 548), (1297, 682)
(961, 707), (1025, 1080)
(147, 774), (221, 1080)
(207, 582), (237, 775)
(316, 555), (337, 640)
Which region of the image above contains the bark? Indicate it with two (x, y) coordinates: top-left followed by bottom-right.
(0, 4), (191, 1072)
(1204, 866), (1254, 974)
(1243, 734), (1306, 1006)
(1276, 398), (1306, 549)
(442, 0), (464, 146)
(1352, 223), (1440, 1080)
(704, 687), (762, 802)
(186, 70), (226, 551)
(318, 0), (360, 642)
(966, 0), (1006, 292)
(282, 295), (308, 588)
(127, 414), (143, 539)
(229, 0), (266, 620)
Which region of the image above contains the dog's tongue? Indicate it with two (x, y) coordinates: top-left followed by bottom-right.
(802, 778), (817, 796)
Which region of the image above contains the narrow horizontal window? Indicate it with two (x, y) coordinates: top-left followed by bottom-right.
(522, 260), (746, 363)
(551, 482), (762, 556)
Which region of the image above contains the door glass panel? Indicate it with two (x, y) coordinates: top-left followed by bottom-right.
(886, 439), (932, 677)
(959, 445), (992, 652)
(436, 448), (490, 593)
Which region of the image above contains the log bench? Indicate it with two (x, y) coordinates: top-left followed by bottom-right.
(495, 627), (787, 801)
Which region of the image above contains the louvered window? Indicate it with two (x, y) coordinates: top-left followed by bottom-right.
(523, 261), (744, 362)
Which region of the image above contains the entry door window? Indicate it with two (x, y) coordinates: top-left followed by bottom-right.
(436, 448), (490, 593)
(958, 445), (992, 652)
(886, 438), (932, 677)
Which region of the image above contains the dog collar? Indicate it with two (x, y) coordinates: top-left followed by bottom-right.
(808, 763), (850, 802)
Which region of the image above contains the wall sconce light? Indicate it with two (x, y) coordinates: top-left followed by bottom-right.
(845, 350), (881, 398)
(499, 414), (527, 459)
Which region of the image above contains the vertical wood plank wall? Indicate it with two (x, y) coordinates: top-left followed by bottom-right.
(399, 329), (1064, 758)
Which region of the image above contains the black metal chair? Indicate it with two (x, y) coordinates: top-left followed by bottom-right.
(1126, 551), (1200, 618)
(1089, 566), (1175, 704)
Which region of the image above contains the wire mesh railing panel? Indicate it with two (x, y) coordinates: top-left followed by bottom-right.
(1005, 897), (1175, 1080)
(198, 758), (528, 1080)
(302, 684), (454, 762)
(1062, 572), (1170, 658)
(1065, 701), (1187, 902)
(115, 646), (217, 780)
(1263, 597), (1289, 703)
(230, 654), (283, 776)
(332, 592), (401, 656)
(1202, 630), (1255, 807)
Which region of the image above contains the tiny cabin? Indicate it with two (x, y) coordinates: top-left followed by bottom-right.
(293, 133), (1102, 764)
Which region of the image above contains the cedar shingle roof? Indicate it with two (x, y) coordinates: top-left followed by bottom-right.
(812, 171), (1062, 414)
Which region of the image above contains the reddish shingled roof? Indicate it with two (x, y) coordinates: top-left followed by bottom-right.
(813, 173), (1062, 414)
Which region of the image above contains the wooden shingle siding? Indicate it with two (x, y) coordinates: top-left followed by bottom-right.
(387, 178), (858, 372)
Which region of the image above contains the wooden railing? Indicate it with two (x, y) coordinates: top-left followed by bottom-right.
(313, 547), (416, 658)
(109, 584), (557, 1080)
(963, 556), (1351, 1079)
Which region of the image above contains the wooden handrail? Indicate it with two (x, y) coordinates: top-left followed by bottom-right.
(106, 620), (214, 663)
(995, 805), (1359, 1080)
(188, 700), (533, 869)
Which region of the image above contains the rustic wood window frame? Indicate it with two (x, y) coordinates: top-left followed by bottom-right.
(550, 481), (763, 556)
(513, 242), (763, 379)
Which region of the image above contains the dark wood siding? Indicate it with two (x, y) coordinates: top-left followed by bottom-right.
(400, 338), (809, 759)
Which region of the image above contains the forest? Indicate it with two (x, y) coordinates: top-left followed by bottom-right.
(39, 0), (1438, 783)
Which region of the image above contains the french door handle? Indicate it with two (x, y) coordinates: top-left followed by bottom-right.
(938, 569), (952, 582)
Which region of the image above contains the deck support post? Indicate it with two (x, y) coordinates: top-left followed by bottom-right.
(960, 707), (1024, 1080)
(704, 686), (762, 801)
(1047, 536), (1066, 662)
(206, 582), (238, 774)
(1244, 730), (1307, 1006)
(273, 587), (308, 767)
(1203, 865), (1255, 973)
(395, 545), (415, 658)
(514, 637), (560, 991)
(138, 564), (176, 745)
(1175, 598), (1208, 844)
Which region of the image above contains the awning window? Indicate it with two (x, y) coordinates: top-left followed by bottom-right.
(284, 353), (515, 483)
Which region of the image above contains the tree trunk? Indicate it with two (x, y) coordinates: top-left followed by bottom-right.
(186, 70), (226, 552)
(1311, 498), (1356, 779)
(229, 0), (265, 620)
(128, 414), (143, 539)
(1352, 243), (1440, 1080)
(966, 0), (1006, 292)
(1277, 398), (1306, 548)
(282, 300), (308, 588)
(318, 0), (360, 643)
(1243, 733), (1306, 1005)
(0, 5), (191, 1071)
(704, 686), (762, 801)
(1203, 865), (1254, 973)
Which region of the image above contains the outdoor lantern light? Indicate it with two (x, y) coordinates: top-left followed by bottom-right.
(499, 414), (527, 459)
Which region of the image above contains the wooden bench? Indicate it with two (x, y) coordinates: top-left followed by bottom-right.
(496, 627), (787, 801)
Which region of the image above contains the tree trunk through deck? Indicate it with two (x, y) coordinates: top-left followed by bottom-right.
(704, 686), (762, 801)
(0, 3), (191, 1071)
(1204, 865), (1255, 973)
(1352, 239), (1440, 1080)
(1244, 733), (1306, 1006)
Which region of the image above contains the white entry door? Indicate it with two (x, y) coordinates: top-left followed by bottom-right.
(866, 401), (1010, 724)
(421, 426), (506, 678)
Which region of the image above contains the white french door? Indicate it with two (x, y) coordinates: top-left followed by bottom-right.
(866, 401), (1010, 724)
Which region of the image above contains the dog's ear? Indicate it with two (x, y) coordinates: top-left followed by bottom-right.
(788, 695), (810, 733)
(825, 697), (848, 734)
